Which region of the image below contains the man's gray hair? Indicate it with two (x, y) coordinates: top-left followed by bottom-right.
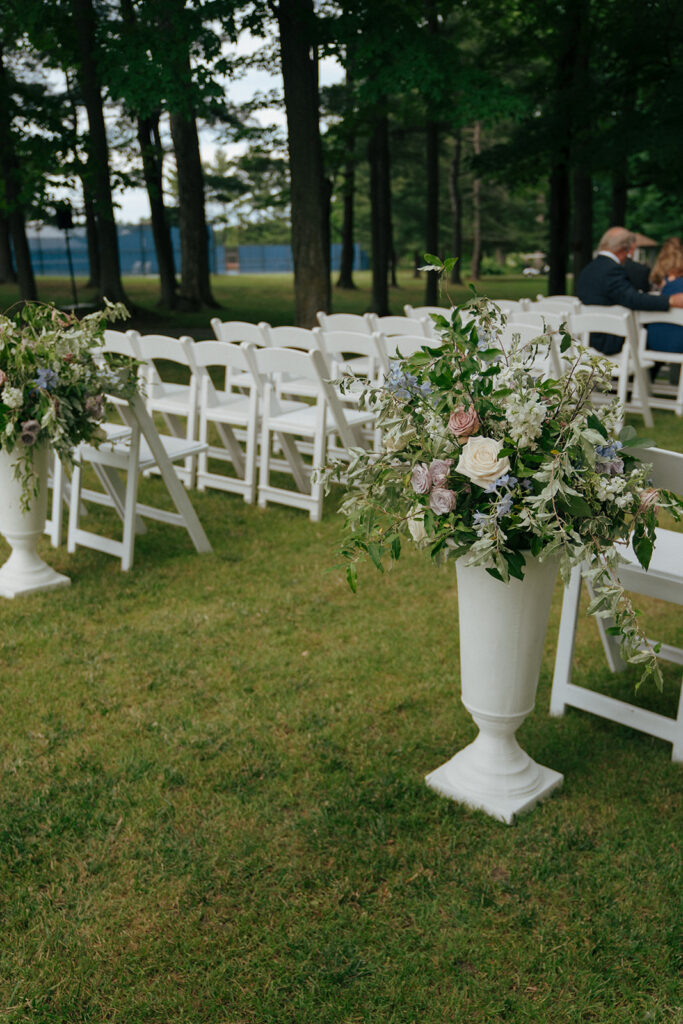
(598, 226), (636, 253)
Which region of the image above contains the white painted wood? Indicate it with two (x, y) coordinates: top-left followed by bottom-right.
(550, 447), (683, 761)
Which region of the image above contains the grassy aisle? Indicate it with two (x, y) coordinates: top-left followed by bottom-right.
(0, 406), (681, 1022)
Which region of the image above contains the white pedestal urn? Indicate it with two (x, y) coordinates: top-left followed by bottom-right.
(425, 554), (563, 824)
(0, 444), (70, 598)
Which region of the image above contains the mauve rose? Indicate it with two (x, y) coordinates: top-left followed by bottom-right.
(411, 463), (432, 494)
(639, 487), (659, 512)
(429, 487), (457, 515)
(429, 458), (453, 487)
(20, 419), (40, 446)
(448, 405), (480, 440)
(455, 435), (511, 488)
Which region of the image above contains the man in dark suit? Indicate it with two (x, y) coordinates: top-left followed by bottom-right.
(576, 227), (683, 354)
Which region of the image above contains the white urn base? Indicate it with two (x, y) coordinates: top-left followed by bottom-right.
(425, 726), (563, 825)
(0, 547), (70, 598)
(0, 444), (71, 598)
(426, 554), (564, 824)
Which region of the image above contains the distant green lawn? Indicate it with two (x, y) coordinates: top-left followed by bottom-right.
(0, 270), (547, 335)
(0, 276), (681, 1022)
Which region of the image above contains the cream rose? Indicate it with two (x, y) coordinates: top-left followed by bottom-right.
(455, 435), (510, 488)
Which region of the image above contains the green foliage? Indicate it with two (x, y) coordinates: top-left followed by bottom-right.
(329, 279), (682, 686)
(0, 299), (135, 502)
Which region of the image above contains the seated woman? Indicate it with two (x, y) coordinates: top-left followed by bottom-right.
(647, 237), (683, 354)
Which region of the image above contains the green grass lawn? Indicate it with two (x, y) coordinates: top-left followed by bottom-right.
(0, 279), (682, 1022)
(0, 271), (547, 336)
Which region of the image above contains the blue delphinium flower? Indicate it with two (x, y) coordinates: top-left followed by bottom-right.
(496, 493), (513, 518)
(385, 363), (431, 400)
(595, 440), (624, 476)
(34, 367), (59, 390)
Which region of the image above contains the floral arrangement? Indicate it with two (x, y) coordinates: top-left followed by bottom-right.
(0, 299), (137, 505)
(329, 258), (682, 689)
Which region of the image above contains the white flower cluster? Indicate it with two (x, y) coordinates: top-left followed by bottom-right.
(594, 472), (637, 509)
(504, 392), (546, 448)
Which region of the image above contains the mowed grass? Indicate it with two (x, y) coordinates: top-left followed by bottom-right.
(0, 270), (546, 336)
(0, 275), (682, 1022)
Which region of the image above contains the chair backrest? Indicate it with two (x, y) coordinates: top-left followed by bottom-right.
(312, 327), (386, 376)
(535, 294), (582, 310)
(404, 304), (452, 320)
(568, 307), (632, 344)
(498, 322), (551, 348)
(316, 311), (372, 335)
(494, 299), (531, 314)
(262, 325), (318, 351)
(136, 333), (197, 369)
(210, 319), (270, 345)
(384, 334), (439, 362)
(630, 446), (683, 493)
(634, 309), (683, 364)
(246, 344), (320, 391)
(103, 328), (142, 358)
(366, 314), (431, 338)
(193, 339), (252, 372)
(510, 310), (568, 333)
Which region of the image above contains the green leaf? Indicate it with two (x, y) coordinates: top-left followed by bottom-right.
(632, 534), (653, 570)
(368, 543), (385, 572)
(423, 253), (443, 268)
(560, 331), (572, 353)
(346, 563), (357, 593)
(587, 413), (608, 439)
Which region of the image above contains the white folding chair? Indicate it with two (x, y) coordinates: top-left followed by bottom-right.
(497, 321), (563, 377)
(135, 333), (200, 486)
(67, 393), (210, 571)
(193, 340), (259, 502)
(245, 346), (375, 521)
(404, 304), (452, 321)
(550, 447), (683, 762)
(635, 309), (683, 416)
(568, 307), (654, 427)
(366, 314), (432, 339)
(313, 327), (386, 382)
(316, 311), (372, 335)
(210, 319), (270, 391)
(493, 299), (531, 314)
(534, 295), (582, 313)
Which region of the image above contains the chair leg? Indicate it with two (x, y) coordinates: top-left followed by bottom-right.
(258, 419), (271, 509)
(549, 566), (583, 716)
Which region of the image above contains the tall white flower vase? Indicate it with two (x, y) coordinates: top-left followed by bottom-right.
(426, 555), (563, 824)
(0, 444), (70, 598)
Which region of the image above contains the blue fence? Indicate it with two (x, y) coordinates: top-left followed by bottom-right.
(24, 226), (368, 276)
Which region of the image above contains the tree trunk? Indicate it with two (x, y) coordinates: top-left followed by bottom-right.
(0, 215), (16, 283)
(368, 108), (391, 315)
(138, 114), (178, 308)
(571, 166), (593, 284)
(0, 47), (36, 300)
(611, 169), (627, 225)
(448, 132), (463, 284)
(83, 187), (100, 289)
(170, 109), (216, 309)
(276, 0), (330, 326)
(548, 158), (570, 295)
(424, 117), (439, 304)
(337, 159), (356, 289)
(471, 121), (482, 280)
(72, 0), (127, 304)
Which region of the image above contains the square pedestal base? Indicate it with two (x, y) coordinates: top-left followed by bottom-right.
(425, 758), (563, 825)
(0, 567), (71, 599)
